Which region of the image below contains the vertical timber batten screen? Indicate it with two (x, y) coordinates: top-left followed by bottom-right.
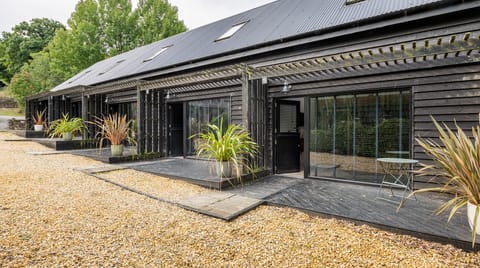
(249, 79), (267, 169)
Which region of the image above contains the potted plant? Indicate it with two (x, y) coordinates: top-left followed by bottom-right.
(89, 113), (137, 157)
(408, 117), (480, 247)
(192, 118), (258, 182)
(48, 113), (84, 141)
(32, 109), (46, 132)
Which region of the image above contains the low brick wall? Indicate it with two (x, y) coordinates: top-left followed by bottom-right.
(8, 118), (26, 130)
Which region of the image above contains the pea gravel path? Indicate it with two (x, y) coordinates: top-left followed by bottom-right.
(0, 132), (479, 267)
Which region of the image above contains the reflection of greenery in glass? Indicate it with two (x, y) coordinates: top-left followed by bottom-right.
(309, 91), (411, 181)
(187, 98), (231, 155)
(335, 96), (354, 156)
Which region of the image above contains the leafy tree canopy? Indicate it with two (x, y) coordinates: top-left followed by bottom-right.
(7, 0), (187, 109)
(1, 18), (65, 83)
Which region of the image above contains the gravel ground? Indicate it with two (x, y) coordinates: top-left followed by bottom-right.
(0, 132), (479, 267)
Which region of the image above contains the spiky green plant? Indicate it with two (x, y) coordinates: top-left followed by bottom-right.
(193, 119), (258, 182)
(411, 116), (480, 247)
(48, 113), (84, 138)
(89, 113), (137, 147)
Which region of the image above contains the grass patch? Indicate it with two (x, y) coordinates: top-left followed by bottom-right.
(0, 108), (24, 117)
(0, 87), (11, 98)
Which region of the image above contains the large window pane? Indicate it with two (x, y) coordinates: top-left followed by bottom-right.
(187, 98), (231, 155)
(355, 93), (377, 182)
(308, 90), (411, 184)
(335, 95), (354, 180)
(378, 92), (401, 158)
(310, 97), (335, 177)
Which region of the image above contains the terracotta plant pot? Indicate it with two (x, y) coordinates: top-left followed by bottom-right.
(34, 125), (44, 132)
(62, 132), (73, 141)
(467, 202), (480, 235)
(111, 144), (124, 157)
(215, 161), (232, 178)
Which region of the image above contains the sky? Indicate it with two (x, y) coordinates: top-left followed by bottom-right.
(0, 0), (277, 33)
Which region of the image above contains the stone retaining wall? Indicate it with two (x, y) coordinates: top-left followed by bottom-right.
(0, 97), (18, 108)
(8, 118), (26, 130)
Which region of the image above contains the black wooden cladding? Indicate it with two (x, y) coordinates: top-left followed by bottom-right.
(264, 63), (480, 173)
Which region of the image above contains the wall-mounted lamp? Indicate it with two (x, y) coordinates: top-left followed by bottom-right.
(104, 96), (109, 103)
(262, 76), (268, 85)
(165, 90), (174, 100)
(146, 89), (150, 95)
(281, 80), (292, 94)
(62, 95), (66, 101)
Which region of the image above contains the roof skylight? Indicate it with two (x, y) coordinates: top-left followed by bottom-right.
(345, 0), (365, 5)
(98, 59), (125, 76)
(67, 70), (91, 84)
(143, 46), (171, 62)
(216, 22), (248, 41)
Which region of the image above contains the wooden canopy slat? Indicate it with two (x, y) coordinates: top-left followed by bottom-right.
(140, 65), (242, 91)
(250, 31), (480, 79)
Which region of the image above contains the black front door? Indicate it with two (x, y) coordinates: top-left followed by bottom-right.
(275, 100), (300, 173)
(168, 103), (184, 156)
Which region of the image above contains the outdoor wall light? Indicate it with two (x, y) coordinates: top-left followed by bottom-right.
(104, 96), (109, 103)
(281, 80), (292, 94)
(146, 89), (150, 95)
(165, 90), (174, 100)
(62, 95), (66, 101)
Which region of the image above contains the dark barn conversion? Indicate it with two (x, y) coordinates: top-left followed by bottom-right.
(26, 0), (480, 186)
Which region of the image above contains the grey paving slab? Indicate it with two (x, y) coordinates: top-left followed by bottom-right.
(266, 177), (479, 247)
(226, 176), (301, 199)
(26, 151), (66, 155)
(179, 192), (264, 221)
(129, 158), (232, 189)
(78, 165), (127, 174)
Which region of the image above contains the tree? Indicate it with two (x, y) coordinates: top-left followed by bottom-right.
(0, 40), (8, 85)
(134, 0), (187, 46)
(9, 70), (39, 109)
(8, 49), (62, 109)
(98, 0), (138, 56)
(1, 18), (64, 82)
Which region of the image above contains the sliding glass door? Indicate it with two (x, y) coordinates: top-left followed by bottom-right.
(309, 90), (411, 184)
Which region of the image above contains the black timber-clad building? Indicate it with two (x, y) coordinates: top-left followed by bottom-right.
(26, 0), (480, 185)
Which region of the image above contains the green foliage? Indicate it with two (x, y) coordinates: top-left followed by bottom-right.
(89, 113), (137, 147)
(48, 113), (85, 138)
(98, 0), (138, 56)
(192, 119), (258, 180)
(48, 0), (187, 81)
(1, 18), (64, 83)
(48, 0), (105, 80)
(8, 70), (38, 109)
(134, 0), (187, 46)
(8, 50), (61, 108)
(409, 116), (480, 247)
(5, 0), (187, 103)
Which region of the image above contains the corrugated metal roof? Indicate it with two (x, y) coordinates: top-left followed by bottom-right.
(51, 0), (458, 92)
